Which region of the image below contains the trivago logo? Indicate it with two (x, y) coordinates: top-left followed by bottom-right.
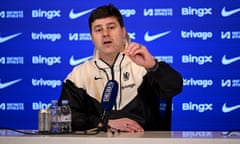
(183, 78), (213, 88)
(32, 32), (61, 42)
(32, 78), (62, 88)
(181, 30), (213, 40)
(120, 9), (136, 17)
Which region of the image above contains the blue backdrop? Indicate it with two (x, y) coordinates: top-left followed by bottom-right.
(1, 0), (240, 131)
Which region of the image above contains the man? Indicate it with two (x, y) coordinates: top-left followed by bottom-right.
(58, 4), (183, 132)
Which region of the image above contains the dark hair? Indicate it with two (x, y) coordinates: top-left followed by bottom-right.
(88, 4), (124, 32)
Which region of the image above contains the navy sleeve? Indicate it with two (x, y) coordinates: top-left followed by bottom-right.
(145, 61), (183, 98)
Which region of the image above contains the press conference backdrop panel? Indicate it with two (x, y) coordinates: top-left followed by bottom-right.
(0, 0), (239, 131)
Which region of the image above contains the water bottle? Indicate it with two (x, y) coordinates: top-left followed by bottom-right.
(60, 100), (72, 133)
(49, 100), (60, 133)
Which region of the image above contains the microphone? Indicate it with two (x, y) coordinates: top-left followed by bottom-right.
(98, 80), (118, 132)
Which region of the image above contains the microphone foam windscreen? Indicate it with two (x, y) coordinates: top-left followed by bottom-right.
(100, 80), (118, 111)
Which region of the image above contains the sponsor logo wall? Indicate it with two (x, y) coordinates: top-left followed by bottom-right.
(0, 0), (239, 130)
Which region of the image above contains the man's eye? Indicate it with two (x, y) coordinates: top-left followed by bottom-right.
(95, 28), (102, 32)
(109, 26), (115, 29)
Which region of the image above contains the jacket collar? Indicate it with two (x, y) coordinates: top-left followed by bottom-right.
(93, 51), (127, 69)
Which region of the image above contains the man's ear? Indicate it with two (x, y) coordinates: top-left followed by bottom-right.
(122, 27), (127, 37)
(123, 27), (131, 44)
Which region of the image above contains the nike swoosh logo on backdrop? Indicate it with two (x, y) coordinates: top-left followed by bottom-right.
(69, 56), (93, 66)
(221, 7), (240, 17)
(222, 103), (240, 113)
(221, 55), (240, 65)
(144, 31), (171, 42)
(0, 33), (22, 43)
(0, 79), (22, 89)
(69, 8), (94, 19)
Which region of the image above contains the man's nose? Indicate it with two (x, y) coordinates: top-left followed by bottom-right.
(102, 28), (110, 37)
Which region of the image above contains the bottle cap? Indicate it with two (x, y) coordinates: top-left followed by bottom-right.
(61, 100), (69, 105)
(51, 100), (58, 104)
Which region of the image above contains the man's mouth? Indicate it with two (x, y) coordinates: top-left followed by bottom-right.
(103, 40), (112, 45)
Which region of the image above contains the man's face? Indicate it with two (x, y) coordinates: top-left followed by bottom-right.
(91, 16), (126, 57)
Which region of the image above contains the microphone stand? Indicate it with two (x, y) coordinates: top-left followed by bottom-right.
(84, 111), (110, 134)
(75, 111), (120, 135)
(98, 110), (110, 132)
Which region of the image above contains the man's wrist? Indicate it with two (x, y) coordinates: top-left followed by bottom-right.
(147, 59), (159, 72)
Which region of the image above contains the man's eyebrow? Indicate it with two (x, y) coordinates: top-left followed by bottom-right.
(93, 24), (101, 29)
(106, 22), (116, 26)
(94, 22), (116, 28)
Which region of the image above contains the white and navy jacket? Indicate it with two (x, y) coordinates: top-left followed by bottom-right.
(58, 50), (183, 131)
